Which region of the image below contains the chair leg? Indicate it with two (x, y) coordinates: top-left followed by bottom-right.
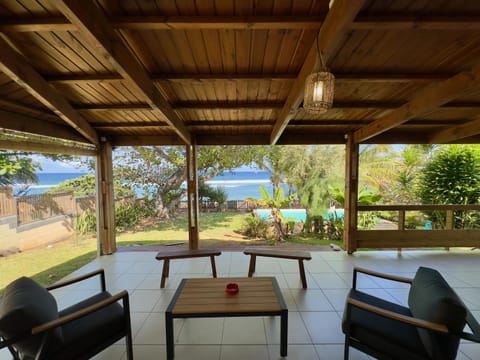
(344, 335), (350, 360)
(125, 328), (134, 360)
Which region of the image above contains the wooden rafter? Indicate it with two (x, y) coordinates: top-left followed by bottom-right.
(429, 115), (480, 144)
(0, 110), (88, 143)
(0, 36), (99, 145)
(353, 63), (480, 143)
(2, 16), (480, 32)
(269, 0), (366, 145)
(55, 0), (191, 145)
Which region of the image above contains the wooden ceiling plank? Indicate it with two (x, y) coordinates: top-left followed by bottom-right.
(0, 36), (99, 145)
(0, 110), (88, 143)
(0, 139), (95, 156)
(353, 63), (480, 143)
(269, 0), (366, 145)
(55, 0), (191, 145)
(429, 115), (480, 144)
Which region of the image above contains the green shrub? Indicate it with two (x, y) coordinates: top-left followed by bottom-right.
(241, 214), (269, 239)
(74, 209), (96, 235)
(74, 201), (156, 235)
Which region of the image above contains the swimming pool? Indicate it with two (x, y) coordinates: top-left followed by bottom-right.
(253, 208), (344, 222)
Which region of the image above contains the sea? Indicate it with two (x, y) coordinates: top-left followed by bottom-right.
(22, 171), (278, 201)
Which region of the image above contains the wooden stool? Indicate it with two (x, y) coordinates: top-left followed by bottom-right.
(155, 249), (222, 288)
(243, 247), (312, 289)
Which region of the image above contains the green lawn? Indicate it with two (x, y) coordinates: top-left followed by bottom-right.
(1, 212), (340, 294)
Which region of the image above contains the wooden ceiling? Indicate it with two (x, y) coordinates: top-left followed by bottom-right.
(1, 0), (480, 154)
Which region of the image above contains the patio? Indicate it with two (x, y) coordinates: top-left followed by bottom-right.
(2, 249), (480, 360)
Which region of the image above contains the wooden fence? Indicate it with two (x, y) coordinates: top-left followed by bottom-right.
(0, 187), (135, 226)
(0, 186), (15, 217)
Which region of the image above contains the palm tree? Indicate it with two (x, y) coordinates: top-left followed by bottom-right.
(247, 185), (296, 241)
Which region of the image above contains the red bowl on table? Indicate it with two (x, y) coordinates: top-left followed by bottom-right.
(225, 282), (239, 295)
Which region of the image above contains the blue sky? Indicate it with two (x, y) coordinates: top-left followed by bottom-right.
(33, 156), (87, 173)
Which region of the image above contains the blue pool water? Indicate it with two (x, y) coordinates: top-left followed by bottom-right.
(254, 208), (344, 222)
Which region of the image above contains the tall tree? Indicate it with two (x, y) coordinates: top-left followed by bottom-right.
(114, 145), (264, 217)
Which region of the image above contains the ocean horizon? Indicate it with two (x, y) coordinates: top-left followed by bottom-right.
(21, 171), (279, 200)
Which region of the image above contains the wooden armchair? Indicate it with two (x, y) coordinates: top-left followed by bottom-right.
(342, 266), (480, 360)
(0, 269), (133, 359)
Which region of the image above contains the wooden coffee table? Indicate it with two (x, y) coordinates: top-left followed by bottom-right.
(165, 277), (288, 359)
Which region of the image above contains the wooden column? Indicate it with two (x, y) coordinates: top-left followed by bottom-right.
(95, 139), (116, 255)
(344, 133), (359, 254)
(186, 143), (199, 249)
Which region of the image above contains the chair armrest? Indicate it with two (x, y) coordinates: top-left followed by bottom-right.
(46, 269), (106, 292)
(460, 310), (480, 343)
(346, 297), (448, 333)
(353, 267), (412, 289)
(31, 290), (129, 335)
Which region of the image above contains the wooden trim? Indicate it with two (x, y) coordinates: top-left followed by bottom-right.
(358, 204), (480, 211)
(429, 115), (480, 143)
(270, 0), (366, 144)
(356, 229), (480, 248)
(347, 298), (449, 333)
(354, 267), (412, 284)
(56, 0), (191, 145)
(0, 110), (88, 143)
(0, 139), (96, 156)
(46, 269), (105, 291)
(0, 36), (98, 145)
(173, 101), (284, 110)
(353, 63), (480, 143)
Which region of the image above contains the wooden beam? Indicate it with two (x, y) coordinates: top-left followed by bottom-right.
(75, 103), (151, 111)
(173, 101), (283, 110)
(0, 139), (96, 156)
(3, 15), (479, 32)
(56, 0), (191, 145)
(270, 0), (366, 145)
(429, 115), (480, 143)
(109, 135), (184, 146)
(0, 99), (58, 121)
(344, 133), (359, 254)
(0, 36), (99, 145)
(46, 71), (454, 84)
(353, 63), (480, 143)
(0, 110), (89, 143)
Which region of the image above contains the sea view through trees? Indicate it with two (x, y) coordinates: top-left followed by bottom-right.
(26, 170), (278, 200)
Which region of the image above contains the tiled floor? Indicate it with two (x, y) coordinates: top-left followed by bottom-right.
(2, 249), (480, 359)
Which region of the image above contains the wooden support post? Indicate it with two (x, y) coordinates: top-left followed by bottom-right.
(344, 133), (359, 254)
(445, 210), (454, 251)
(95, 140), (116, 255)
(397, 210), (405, 255)
(186, 143), (199, 250)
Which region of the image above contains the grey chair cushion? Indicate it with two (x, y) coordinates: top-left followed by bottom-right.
(409, 267), (467, 360)
(51, 291), (126, 359)
(0, 277), (63, 359)
(343, 289), (429, 360)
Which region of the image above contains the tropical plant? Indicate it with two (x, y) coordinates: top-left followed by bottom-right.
(246, 185), (296, 241)
(198, 183), (228, 211)
(417, 145), (480, 228)
(329, 186), (381, 230)
(0, 152), (40, 195)
(241, 214), (270, 239)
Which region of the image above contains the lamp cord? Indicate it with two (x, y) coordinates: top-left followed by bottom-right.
(316, 35), (326, 71)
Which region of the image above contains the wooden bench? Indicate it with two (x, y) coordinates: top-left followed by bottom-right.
(155, 249), (222, 288)
(243, 247), (312, 289)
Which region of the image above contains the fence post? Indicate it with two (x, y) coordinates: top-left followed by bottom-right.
(397, 210), (405, 255)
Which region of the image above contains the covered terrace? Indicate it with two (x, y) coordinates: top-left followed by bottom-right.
(2, 1), (480, 359)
